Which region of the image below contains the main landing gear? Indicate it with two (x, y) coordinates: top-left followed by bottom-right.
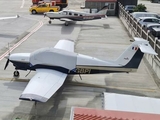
(13, 70), (19, 77)
(49, 20), (52, 24)
(65, 21), (69, 26)
(48, 19), (54, 24)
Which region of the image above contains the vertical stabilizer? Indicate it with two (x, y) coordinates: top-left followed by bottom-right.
(115, 38), (157, 68)
(97, 6), (108, 16)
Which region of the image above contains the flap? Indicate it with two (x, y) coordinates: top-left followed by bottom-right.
(19, 69), (67, 102)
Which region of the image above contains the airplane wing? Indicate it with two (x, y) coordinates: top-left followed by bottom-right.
(54, 39), (75, 52)
(60, 18), (73, 22)
(19, 69), (67, 102)
(0, 15), (19, 20)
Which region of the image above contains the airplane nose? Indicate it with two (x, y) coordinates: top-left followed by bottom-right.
(4, 55), (10, 70)
(4, 55), (9, 59)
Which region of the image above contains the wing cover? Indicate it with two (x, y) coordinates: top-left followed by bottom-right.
(60, 18), (73, 22)
(54, 39), (75, 52)
(19, 69), (67, 102)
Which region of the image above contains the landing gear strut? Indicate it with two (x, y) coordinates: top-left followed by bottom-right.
(49, 20), (52, 24)
(13, 70), (19, 77)
(65, 22), (69, 26)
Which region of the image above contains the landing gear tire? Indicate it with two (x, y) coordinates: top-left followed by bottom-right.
(49, 10), (54, 12)
(13, 71), (19, 77)
(65, 22), (69, 26)
(49, 20), (52, 24)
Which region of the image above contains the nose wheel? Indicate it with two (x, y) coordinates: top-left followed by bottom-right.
(13, 71), (20, 77)
(49, 20), (52, 24)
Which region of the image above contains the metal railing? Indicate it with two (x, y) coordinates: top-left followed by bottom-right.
(118, 3), (160, 62)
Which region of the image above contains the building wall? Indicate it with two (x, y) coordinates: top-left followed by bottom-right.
(85, 1), (116, 16)
(116, 0), (138, 16)
(85, 0), (138, 16)
(117, 0), (137, 6)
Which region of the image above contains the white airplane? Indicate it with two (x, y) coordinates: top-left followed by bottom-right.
(44, 6), (108, 26)
(0, 15), (19, 20)
(4, 37), (157, 102)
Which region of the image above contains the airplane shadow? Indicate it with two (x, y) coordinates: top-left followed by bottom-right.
(2, 76), (159, 120)
(0, 34), (18, 38)
(3, 80), (29, 91)
(2, 84), (67, 120)
(46, 21), (108, 34)
(81, 24), (103, 28)
(46, 22), (80, 35)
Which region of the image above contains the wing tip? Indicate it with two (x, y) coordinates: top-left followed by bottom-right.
(19, 94), (48, 102)
(60, 39), (74, 43)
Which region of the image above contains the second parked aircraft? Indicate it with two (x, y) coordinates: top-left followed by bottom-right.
(44, 6), (108, 26)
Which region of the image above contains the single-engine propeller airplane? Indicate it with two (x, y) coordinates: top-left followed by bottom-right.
(44, 6), (108, 26)
(4, 37), (157, 102)
(0, 15), (19, 20)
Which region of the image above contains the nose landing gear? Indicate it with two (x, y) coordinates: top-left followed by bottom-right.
(49, 20), (52, 24)
(13, 71), (20, 77)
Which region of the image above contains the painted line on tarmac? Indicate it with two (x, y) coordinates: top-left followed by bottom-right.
(0, 21), (43, 61)
(20, 0), (25, 8)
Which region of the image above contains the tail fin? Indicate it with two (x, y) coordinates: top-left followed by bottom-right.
(115, 37), (157, 68)
(96, 6), (108, 16)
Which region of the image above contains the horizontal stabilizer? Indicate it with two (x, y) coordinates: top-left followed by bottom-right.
(139, 43), (157, 55)
(134, 37), (158, 55)
(115, 37), (157, 68)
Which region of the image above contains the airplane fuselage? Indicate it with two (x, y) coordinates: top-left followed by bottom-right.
(52, 15), (104, 21)
(10, 60), (134, 74)
(45, 11), (105, 21)
(9, 47), (138, 75)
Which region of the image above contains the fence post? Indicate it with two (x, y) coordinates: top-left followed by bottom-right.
(140, 26), (143, 38)
(154, 37), (158, 51)
(146, 30), (150, 41)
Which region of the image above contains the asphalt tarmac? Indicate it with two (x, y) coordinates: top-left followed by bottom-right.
(0, 0), (160, 120)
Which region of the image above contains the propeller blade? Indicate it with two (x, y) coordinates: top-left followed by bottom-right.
(4, 59), (9, 70)
(44, 13), (46, 17)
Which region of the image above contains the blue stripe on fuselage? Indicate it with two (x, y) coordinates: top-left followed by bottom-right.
(10, 61), (131, 74)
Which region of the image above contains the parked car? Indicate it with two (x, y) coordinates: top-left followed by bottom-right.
(29, 3), (60, 14)
(152, 27), (160, 39)
(131, 12), (160, 20)
(146, 23), (160, 39)
(124, 5), (136, 13)
(146, 23), (160, 31)
(138, 17), (160, 27)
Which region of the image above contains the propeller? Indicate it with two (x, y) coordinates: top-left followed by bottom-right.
(4, 58), (9, 70)
(44, 13), (46, 17)
(4, 43), (10, 70)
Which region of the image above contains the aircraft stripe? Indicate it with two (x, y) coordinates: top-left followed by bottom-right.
(51, 15), (105, 20)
